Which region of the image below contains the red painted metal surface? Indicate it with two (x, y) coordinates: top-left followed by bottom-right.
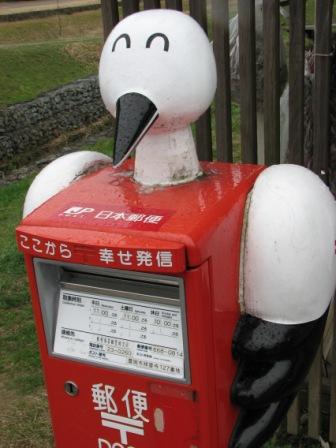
(17, 161), (264, 448)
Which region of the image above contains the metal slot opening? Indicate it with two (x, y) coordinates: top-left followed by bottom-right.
(34, 259), (190, 383)
(61, 270), (180, 305)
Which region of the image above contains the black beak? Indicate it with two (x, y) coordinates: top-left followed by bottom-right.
(113, 92), (159, 167)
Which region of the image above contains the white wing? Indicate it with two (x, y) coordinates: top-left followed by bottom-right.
(243, 164), (336, 324)
(23, 151), (111, 218)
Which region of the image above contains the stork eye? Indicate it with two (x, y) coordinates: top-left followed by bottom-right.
(146, 33), (169, 52)
(112, 33), (131, 52)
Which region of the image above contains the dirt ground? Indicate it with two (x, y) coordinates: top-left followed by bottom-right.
(0, 0), (99, 15)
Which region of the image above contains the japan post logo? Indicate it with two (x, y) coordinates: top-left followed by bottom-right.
(92, 383), (149, 448)
(60, 206), (95, 217)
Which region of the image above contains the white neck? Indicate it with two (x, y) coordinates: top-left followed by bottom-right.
(134, 126), (202, 186)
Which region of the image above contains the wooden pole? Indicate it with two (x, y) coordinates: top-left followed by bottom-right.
(212, 0), (232, 162)
(101, 0), (119, 41)
(312, 0), (333, 184)
(263, 0), (280, 165)
(288, 0), (305, 165)
(237, 0), (257, 163)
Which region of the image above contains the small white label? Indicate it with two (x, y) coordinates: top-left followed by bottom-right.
(53, 289), (185, 379)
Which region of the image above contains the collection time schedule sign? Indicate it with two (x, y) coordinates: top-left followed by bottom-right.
(53, 289), (186, 380)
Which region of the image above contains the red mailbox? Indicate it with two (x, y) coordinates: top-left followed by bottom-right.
(16, 8), (336, 448)
(17, 160), (263, 448)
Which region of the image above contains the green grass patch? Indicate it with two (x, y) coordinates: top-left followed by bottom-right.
(83, 136), (113, 156)
(0, 40), (101, 107)
(0, 174), (53, 445)
(0, 10), (103, 44)
(0, 381), (53, 448)
(0, 305), (43, 394)
(0, 176), (34, 309)
(0, 10), (104, 106)
(231, 103), (241, 162)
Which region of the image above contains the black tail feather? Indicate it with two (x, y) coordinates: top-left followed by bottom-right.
(229, 395), (296, 448)
(229, 309), (328, 447)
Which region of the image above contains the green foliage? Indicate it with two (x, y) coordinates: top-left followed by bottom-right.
(0, 10), (104, 106)
(0, 41), (99, 107)
(264, 436), (292, 448)
(267, 432), (321, 448)
(0, 386), (53, 448)
(0, 305), (43, 394)
(0, 174), (52, 444)
(0, 10), (103, 44)
(305, 0), (315, 24)
(231, 103), (241, 162)
(0, 176), (34, 308)
(84, 137), (113, 156)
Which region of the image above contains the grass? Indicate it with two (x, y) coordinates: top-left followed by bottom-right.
(0, 10), (104, 107)
(0, 388), (53, 448)
(0, 174), (54, 447)
(0, 10), (103, 44)
(0, 41), (101, 107)
(0, 176), (33, 309)
(84, 136), (113, 156)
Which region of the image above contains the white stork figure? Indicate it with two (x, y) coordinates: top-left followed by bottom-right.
(22, 9), (336, 448)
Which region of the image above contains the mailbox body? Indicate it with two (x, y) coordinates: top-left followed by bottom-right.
(17, 161), (263, 448)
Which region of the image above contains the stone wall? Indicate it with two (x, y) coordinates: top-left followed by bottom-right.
(0, 75), (108, 167)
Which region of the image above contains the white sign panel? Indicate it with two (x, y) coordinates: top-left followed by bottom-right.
(53, 289), (185, 380)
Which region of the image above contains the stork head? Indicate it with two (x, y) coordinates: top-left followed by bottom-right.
(99, 9), (217, 167)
